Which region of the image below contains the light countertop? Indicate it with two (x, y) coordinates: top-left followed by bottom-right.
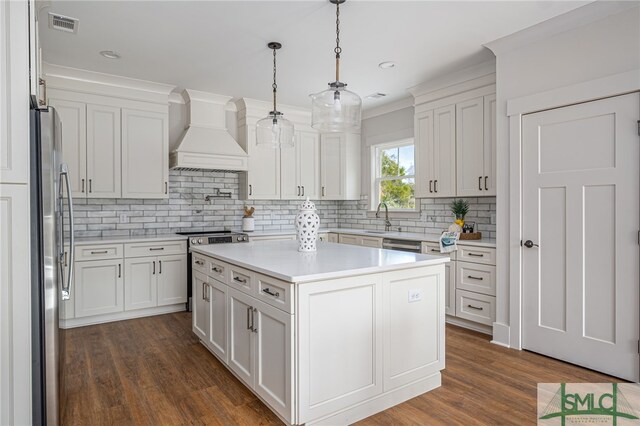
(245, 228), (496, 248)
(72, 234), (187, 246)
(191, 240), (448, 283)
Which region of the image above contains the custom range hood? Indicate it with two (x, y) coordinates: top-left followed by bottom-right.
(170, 90), (248, 171)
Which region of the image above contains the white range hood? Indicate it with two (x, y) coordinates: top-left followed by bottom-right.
(170, 89), (248, 171)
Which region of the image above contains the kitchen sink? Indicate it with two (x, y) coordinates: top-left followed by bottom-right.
(364, 230), (388, 234)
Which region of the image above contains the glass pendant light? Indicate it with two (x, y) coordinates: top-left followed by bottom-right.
(310, 0), (362, 132)
(256, 42), (294, 148)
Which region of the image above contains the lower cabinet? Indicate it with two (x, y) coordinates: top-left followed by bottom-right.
(124, 254), (187, 311)
(74, 259), (124, 318)
(157, 254), (188, 306)
(192, 271), (210, 342)
(338, 234), (383, 248)
(208, 279), (228, 362)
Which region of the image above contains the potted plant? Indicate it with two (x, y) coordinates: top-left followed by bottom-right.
(450, 199), (469, 227)
(242, 205), (255, 232)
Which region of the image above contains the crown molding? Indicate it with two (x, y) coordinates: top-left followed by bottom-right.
(43, 62), (175, 104)
(362, 96), (414, 120)
(484, 1), (638, 56)
(235, 97), (312, 126)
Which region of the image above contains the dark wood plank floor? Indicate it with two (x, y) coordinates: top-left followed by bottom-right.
(60, 312), (616, 425)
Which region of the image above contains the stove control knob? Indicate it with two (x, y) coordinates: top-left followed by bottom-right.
(197, 238), (203, 244)
(191, 238), (197, 245)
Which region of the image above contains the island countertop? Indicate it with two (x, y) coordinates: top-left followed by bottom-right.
(190, 240), (448, 283)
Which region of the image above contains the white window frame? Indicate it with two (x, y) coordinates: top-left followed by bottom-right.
(370, 138), (417, 212)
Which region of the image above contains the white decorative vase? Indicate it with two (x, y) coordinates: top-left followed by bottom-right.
(295, 198), (320, 252)
(242, 217), (255, 232)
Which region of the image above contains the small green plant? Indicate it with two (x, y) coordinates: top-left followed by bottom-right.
(450, 199), (469, 219)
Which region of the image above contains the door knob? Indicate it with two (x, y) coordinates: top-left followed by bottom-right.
(522, 240), (539, 248)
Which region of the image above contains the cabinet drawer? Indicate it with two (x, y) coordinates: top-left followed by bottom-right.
(192, 253), (208, 275)
(75, 244), (123, 261)
(457, 245), (495, 265)
(455, 290), (495, 326)
(361, 236), (383, 248)
(422, 242), (456, 260)
(207, 259), (228, 283)
(456, 262), (496, 296)
(228, 265), (254, 295)
(125, 240), (186, 258)
(255, 273), (294, 314)
(338, 234), (360, 246)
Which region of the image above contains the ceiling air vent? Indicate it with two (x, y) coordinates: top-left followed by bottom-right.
(48, 13), (79, 34)
(365, 93), (387, 100)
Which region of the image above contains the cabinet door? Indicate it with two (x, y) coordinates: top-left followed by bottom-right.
(280, 141), (297, 200)
(414, 110), (433, 198)
(298, 130), (320, 200)
(50, 99), (86, 197)
(360, 236), (383, 248)
(228, 288), (255, 386)
(208, 279), (228, 363)
(254, 300), (293, 423)
(456, 97), (484, 197)
(432, 105), (456, 197)
(157, 254), (187, 306)
(320, 134), (344, 200)
(483, 94), (497, 196)
(192, 271), (209, 342)
(124, 257), (157, 311)
(74, 259), (124, 318)
(121, 109), (168, 199)
(338, 234), (360, 246)
(247, 125), (281, 200)
(86, 104), (121, 198)
(444, 261), (455, 316)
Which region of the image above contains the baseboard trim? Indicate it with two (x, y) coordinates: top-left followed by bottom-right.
(60, 304), (186, 329)
(445, 315), (493, 335)
(491, 322), (511, 348)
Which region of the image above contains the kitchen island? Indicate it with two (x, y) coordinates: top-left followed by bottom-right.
(190, 240), (448, 425)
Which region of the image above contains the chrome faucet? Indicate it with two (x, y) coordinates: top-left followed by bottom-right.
(375, 202), (392, 231)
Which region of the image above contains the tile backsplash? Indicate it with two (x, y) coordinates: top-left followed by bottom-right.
(68, 170), (496, 239)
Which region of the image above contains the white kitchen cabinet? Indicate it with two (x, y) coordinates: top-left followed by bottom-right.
(86, 104), (121, 198)
(456, 95), (496, 197)
(422, 242), (456, 316)
(157, 254), (187, 306)
(328, 233), (339, 243)
(338, 234), (383, 248)
(414, 110), (433, 198)
(192, 271), (210, 342)
(207, 278), (228, 362)
(320, 132), (361, 200)
(74, 259), (124, 318)
(241, 124), (281, 200)
(338, 234), (360, 246)
(124, 257), (157, 311)
(121, 109), (169, 199)
(228, 287), (255, 386)
(49, 99), (86, 196)
(281, 130), (320, 200)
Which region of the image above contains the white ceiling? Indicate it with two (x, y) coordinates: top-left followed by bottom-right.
(39, 1), (590, 109)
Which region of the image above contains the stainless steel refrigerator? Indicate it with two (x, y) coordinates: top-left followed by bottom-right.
(30, 106), (75, 426)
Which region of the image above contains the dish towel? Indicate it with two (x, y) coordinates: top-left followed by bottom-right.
(439, 231), (460, 254)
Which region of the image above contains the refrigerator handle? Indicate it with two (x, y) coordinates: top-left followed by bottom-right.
(60, 163), (75, 301)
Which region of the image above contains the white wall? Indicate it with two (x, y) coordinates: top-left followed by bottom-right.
(489, 3), (640, 346)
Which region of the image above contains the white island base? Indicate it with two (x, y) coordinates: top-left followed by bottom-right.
(190, 241), (447, 425)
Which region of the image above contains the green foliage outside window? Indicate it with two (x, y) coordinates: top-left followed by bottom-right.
(378, 149), (415, 209)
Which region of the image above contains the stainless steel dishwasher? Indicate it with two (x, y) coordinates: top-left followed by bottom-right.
(382, 238), (422, 253)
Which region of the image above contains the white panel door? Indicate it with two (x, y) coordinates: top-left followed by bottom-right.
(247, 125), (281, 200)
(320, 134), (344, 200)
(483, 94), (497, 196)
(522, 92), (640, 382)
(74, 259), (124, 317)
(298, 130), (320, 200)
(456, 97), (484, 197)
(280, 141), (297, 200)
(208, 279), (228, 363)
(121, 109), (168, 199)
(254, 300), (293, 423)
(227, 288), (255, 387)
(86, 104), (121, 198)
(157, 254), (187, 306)
(124, 257), (157, 311)
(192, 271), (209, 342)
(432, 105), (456, 197)
(50, 99), (86, 197)
(414, 110), (434, 198)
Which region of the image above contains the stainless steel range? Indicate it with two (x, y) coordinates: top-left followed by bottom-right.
(176, 230), (249, 310)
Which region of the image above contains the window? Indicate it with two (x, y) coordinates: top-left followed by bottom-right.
(372, 139), (415, 210)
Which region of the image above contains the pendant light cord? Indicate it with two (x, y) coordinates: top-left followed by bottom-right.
(272, 47), (278, 113)
(334, 1), (341, 82)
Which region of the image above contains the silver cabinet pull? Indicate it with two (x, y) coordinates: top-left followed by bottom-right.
(434, 180), (438, 193)
(252, 307), (258, 333)
(322, 186), (325, 197)
(429, 180), (433, 193)
(262, 288), (280, 297)
(91, 250), (108, 254)
(301, 186), (304, 197)
(202, 282), (206, 300)
(194, 260), (204, 266)
(430, 248), (440, 252)
(205, 284), (210, 302)
(249, 184), (252, 196)
(468, 253), (484, 257)
(484, 176), (488, 191)
(118, 263), (121, 278)
(211, 266), (222, 274)
(478, 176), (482, 191)
(467, 275), (483, 280)
(152, 261), (156, 274)
(297, 186), (300, 196)
(81, 178), (85, 193)
(149, 247), (165, 251)
(467, 304), (484, 311)
(247, 306), (253, 331)
(159, 260), (162, 274)
(233, 276), (247, 284)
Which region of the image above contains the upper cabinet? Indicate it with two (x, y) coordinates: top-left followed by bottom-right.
(281, 130), (320, 200)
(320, 132), (361, 200)
(86, 104), (121, 198)
(237, 116), (281, 200)
(49, 99), (86, 196)
(410, 67), (496, 199)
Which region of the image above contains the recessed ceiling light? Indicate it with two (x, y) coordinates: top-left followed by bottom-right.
(365, 93), (387, 100)
(378, 61), (396, 69)
(100, 50), (121, 59)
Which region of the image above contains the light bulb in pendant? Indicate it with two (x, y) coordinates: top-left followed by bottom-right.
(333, 91), (342, 113)
(271, 118), (280, 141)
